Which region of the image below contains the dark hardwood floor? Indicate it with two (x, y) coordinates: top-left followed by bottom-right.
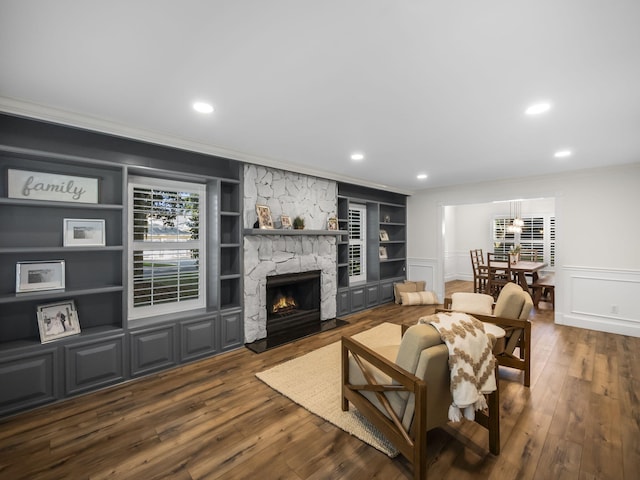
(1, 281), (638, 479)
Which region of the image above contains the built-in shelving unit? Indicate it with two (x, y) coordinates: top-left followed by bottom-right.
(336, 184), (407, 316)
(220, 180), (242, 312)
(0, 114), (244, 418)
(0, 151), (125, 351)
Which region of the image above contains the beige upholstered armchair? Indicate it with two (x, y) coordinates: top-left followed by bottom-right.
(441, 282), (533, 386)
(341, 323), (500, 480)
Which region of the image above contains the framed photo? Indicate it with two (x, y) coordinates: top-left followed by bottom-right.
(16, 260), (65, 293)
(281, 215), (292, 229)
(327, 217), (338, 231)
(256, 204), (274, 229)
(63, 218), (106, 247)
(379, 229), (389, 241)
(37, 300), (81, 343)
(379, 246), (388, 259)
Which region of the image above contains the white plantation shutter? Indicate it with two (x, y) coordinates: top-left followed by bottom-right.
(128, 177), (206, 319)
(492, 214), (555, 268)
(348, 204), (367, 284)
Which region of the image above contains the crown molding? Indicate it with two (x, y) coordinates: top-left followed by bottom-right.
(0, 97), (412, 196)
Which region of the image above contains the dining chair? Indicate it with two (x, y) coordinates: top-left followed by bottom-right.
(470, 249), (489, 294)
(519, 249), (539, 262)
(487, 252), (512, 299)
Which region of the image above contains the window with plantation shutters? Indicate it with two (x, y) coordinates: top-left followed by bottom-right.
(492, 214), (555, 268)
(128, 177), (206, 319)
(348, 204), (367, 284)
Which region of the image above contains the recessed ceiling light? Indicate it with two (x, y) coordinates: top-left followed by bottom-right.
(350, 153), (364, 161)
(525, 102), (552, 115)
(554, 149), (572, 158)
(417, 173), (428, 180)
(193, 102), (214, 114)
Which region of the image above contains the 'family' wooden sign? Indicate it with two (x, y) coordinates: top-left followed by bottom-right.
(8, 169), (98, 204)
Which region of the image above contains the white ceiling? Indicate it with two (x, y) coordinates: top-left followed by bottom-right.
(1, 1), (639, 194)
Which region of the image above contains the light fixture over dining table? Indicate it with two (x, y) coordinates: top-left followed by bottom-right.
(507, 200), (523, 234)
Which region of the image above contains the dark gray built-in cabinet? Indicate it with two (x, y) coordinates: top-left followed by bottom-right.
(0, 114), (243, 417)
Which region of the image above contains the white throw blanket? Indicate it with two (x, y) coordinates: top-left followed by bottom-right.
(418, 312), (497, 422)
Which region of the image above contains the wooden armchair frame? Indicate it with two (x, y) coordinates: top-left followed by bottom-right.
(440, 300), (532, 386)
(341, 334), (500, 480)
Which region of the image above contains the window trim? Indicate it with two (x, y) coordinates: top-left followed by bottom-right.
(127, 176), (207, 320)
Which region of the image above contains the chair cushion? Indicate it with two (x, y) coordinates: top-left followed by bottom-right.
(450, 292), (494, 315)
(396, 324), (450, 430)
(400, 291), (439, 306)
(494, 282), (526, 319)
(395, 324), (443, 373)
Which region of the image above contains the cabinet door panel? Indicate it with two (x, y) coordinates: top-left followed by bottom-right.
(350, 287), (366, 312)
(221, 310), (242, 350)
(337, 290), (350, 316)
(380, 281), (395, 303)
(65, 335), (125, 395)
(181, 317), (217, 362)
(0, 349), (58, 416)
(366, 284), (379, 307)
(130, 326), (176, 377)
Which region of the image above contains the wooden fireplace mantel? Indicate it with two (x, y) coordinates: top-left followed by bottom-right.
(243, 229), (347, 236)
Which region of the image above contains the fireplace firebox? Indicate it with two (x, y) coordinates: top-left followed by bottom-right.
(266, 270), (321, 337)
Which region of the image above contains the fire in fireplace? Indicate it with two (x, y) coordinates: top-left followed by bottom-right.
(271, 292), (298, 314)
(265, 270), (321, 337)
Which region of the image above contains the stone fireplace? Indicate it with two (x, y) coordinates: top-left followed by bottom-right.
(243, 165), (338, 344)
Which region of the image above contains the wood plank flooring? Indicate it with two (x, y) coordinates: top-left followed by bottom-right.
(1, 281), (639, 479)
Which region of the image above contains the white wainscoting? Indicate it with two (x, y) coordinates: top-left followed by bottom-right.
(407, 258), (441, 300)
(558, 266), (640, 337)
(444, 250), (474, 282)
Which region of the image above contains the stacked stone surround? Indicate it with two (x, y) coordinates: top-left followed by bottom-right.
(243, 165), (338, 343)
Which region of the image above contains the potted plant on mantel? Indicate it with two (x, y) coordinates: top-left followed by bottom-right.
(293, 216), (305, 230)
(509, 244), (521, 264)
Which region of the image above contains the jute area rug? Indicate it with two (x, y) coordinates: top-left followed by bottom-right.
(256, 322), (401, 457)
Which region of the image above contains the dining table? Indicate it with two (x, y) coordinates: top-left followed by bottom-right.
(491, 260), (547, 293)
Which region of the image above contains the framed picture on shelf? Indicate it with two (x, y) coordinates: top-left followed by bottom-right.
(256, 204), (274, 229)
(327, 216), (338, 230)
(281, 215), (292, 229)
(37, 300), (81, 343)
(16, 260), (65, 293)
(379, 246), (388, 259)
(63, 218), (106, 247)
(379, 230), (389, 241)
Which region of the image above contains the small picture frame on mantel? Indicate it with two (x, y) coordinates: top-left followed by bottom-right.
(256, 204), (274, 229)
(281, 215), (292, 229)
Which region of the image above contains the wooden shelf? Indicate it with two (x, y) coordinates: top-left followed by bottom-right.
(0, 285), (124, 304)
